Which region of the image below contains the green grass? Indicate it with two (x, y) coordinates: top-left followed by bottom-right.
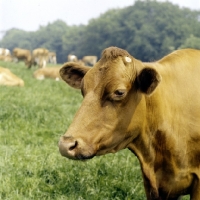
(0, 61), (189, 200)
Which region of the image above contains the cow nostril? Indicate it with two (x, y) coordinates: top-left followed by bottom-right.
(59, 136), (78, 155)
(69, 140), (78, 151)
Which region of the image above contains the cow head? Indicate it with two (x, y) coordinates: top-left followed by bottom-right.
(58, 47), (161, 160)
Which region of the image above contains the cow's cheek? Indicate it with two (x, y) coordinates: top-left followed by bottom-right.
(59, 93), (136, 159)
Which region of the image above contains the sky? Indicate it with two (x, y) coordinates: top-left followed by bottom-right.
(0, 0), (200, 38)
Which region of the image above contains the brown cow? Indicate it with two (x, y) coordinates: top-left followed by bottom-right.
(12, 48), (32, 68)
(32, 48), (49, 68)
(82, 55), (97, 66)
(58, 47), (200, 199)
(33, 67), (61, 81)
(0, 66), (24, 86)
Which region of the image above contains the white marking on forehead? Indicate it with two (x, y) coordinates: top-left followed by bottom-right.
(125, 56), (131, 63)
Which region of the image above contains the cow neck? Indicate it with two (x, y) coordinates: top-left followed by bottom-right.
(127, 95), (162, 197)
(128, 129), (159, 197)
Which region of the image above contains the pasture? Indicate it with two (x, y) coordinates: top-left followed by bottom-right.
(0, 61), (189, 200)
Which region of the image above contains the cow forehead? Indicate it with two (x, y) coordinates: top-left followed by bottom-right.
(83, 57), (135, 95)
(86, 58), (125, 81)
(82, 47), (138, 92)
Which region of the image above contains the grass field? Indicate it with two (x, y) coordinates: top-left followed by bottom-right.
(0, 61), (189, 200)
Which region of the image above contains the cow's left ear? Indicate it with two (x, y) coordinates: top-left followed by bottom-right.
(137, 67), (161, 95)
(60, 62), (90, 89)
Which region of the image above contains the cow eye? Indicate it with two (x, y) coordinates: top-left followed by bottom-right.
(114, 90), (125, 96)
(112, 89), (127, 100)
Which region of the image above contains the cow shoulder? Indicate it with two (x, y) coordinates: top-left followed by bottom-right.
(60, 62), (90, 89)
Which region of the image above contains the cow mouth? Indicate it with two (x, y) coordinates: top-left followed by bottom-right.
(60, 151), (96, 161)
(72, 153), (95, 161)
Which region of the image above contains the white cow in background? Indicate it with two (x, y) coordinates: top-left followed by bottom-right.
(67, 54), (78, 62)
(0, 48), (12, 62)
(82, 55), (97, 66)
(48, 52), (57, 64)
(0, 48), (11, 56)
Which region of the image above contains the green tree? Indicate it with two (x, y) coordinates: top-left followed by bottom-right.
(0, 29), (33, 51)
(31, 20), (68, 63)
(1, 0), (200, 62)
(62, 25), (85, 61)
(179, 34), (200, 49)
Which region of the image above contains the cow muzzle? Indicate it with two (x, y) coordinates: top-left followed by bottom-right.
(58, 135), (95, 160)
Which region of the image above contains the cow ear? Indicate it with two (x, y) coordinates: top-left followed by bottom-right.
(137, 67), (161, 95)
(60, 62), (90, 89)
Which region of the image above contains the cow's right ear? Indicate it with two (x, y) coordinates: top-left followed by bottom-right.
(60, 62), (90, 89)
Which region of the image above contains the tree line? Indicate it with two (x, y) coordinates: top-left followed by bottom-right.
(1, 0), (200, 63)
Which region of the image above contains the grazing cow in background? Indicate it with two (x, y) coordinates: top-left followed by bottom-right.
(32, 48), (49, 68)
(0, 48), (11, 56)
(33, 67), (61, 81)
(67, 54), (78, 62)
(0, 66), (24, 86)
(58, 47), (200, 199)
(0, 48), (12, 62)
(82, 55), (97, 66)
(12, 48), (32, 68)
(48, 52), (57, 64)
